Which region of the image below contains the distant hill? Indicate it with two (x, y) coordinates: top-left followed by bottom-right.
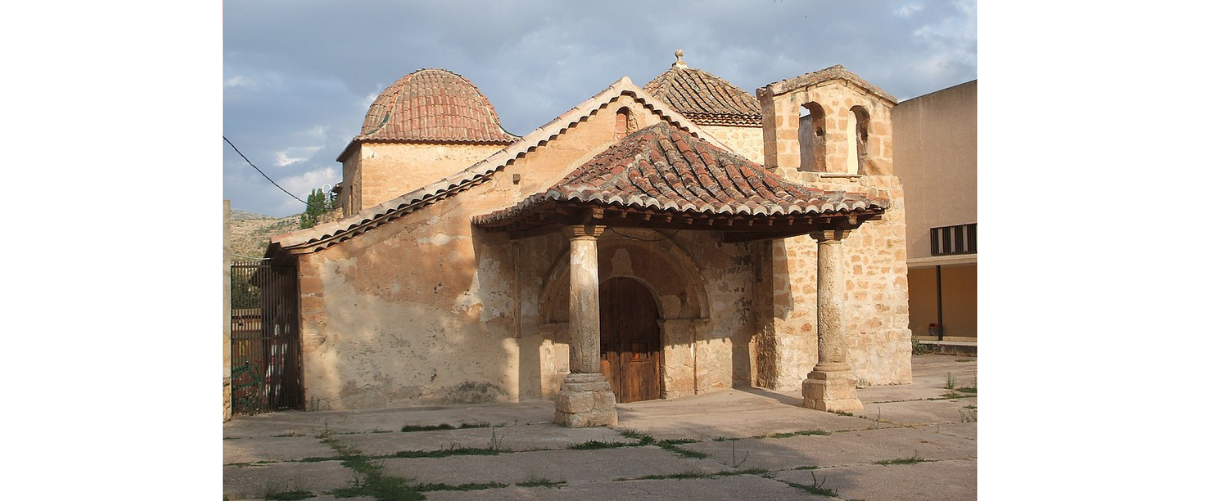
(228, 211), (301, 259)
(227, 209), (341, 259)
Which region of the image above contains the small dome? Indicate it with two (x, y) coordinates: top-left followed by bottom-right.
(358, 68), (518, 144)
(643, 51), (761, 127)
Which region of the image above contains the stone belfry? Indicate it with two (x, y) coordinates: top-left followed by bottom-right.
(753, 67), (903, 412)
(757, 65), (896, 179)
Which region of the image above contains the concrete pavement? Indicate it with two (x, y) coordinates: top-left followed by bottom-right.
(223, 354), (977, 500)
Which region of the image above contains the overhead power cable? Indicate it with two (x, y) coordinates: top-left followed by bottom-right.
(223, 136), (306, 205)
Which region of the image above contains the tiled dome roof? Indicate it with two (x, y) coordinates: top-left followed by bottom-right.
(358, 68), (519, 144)
(643, 51), (762, 127)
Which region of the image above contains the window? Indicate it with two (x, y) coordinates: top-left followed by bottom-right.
(930, 223), (977, 256)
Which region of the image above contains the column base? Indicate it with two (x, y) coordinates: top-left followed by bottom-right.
(801, 369), (863, 412)
(553, 373), (618, 428)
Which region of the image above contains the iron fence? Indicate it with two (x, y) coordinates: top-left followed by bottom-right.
(230, 260), (303, 415)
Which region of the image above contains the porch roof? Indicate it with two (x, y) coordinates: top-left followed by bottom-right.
(472, 122), (888, 241)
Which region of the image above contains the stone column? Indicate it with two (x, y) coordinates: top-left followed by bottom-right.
(801, 229), (864, 412)
(554, 224), (618, 427)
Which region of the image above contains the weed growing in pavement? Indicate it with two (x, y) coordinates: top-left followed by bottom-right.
(487, 427), (507, 452)
(874, 453), (928, 465)
(832, 410), (854, 417)
(959, 407), (978, 422)
(618, 468), (769, 482)
(516, 475), (567, 489)
(323, 438), (423, 501)
(784, 472), (839, 497)
(768, 429), (830, 439)
(400, 422), (494, 432)
(261, 475), (313, 501)
(569, 440), (627, 450)
(413, 481), (508, 492)
(613, 430), (706, 458)
(945, 372), (957, 389)
(723, 441), (749, 468)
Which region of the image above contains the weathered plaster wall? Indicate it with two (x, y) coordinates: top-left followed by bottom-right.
(300, 94), (682, 410)
(699, 124), (764, 165)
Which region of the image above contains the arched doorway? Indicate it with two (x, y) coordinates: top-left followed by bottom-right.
(599, 277), (662, 402)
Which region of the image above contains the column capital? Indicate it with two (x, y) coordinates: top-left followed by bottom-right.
(809, 229), (852, 243)
(564, 224), (607, 239)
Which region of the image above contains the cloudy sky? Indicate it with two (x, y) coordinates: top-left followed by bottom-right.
(223, 0), (977, 217)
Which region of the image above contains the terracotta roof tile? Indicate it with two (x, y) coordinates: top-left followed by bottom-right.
(273, 77), (730, 255)
(473, 122), (887, 227)
(643, 52), (761, 127)
(357, 68), (518, 144)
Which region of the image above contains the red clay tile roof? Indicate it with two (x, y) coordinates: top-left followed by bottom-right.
(357, 68), (519, 144)
(273, 77), (732, 255)
(643, 53), (761, 127)
(473, 122), (887, 229)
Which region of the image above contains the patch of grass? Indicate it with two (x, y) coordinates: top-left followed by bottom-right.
(792, 465), (819, 470)
(956, 359), (973, 363)
(401, 423), (455, 432)
(515, 477), (567, 489)
(322, 437), (424, 501)
(932, 392), (973, 400)
(400, 422), (495, 432)
(956, 386), (977, 394)
(712, 436), (737, 442)
(226, 460), (276, 467)
(621, 468), (769, 482)
(959, 407), (978, 422)
(612, 430), (705, 458)
(391, 447), (501, 459)
(874, 454), (928, 465)
(272, 431), (298, 438)
(569, 440), (628, 450)
(264, 490), (315, 501)
(413, 482), (507, 492)
(832, 410), (854, 417)
(370, 428), (391, 434)
(768, 429), (830, 439)
(656, 439), (705, 459)
(617, 429), (657, 446)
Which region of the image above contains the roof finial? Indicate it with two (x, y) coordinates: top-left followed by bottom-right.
(673, 49), (687, 69)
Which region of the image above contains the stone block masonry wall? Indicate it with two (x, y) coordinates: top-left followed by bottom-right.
(754, 173), (912, 389)
(699, 124), (764, 165)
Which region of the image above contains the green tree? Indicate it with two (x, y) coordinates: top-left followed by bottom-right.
(299, 188), (334, 229)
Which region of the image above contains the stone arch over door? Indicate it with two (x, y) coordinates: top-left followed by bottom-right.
(537, 230), (711, 400)
(539, 231), (710, 324)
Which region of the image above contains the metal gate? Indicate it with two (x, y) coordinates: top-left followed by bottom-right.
(230, 259), (303, 415)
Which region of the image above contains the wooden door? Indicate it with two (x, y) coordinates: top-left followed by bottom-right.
(600, 277), (662, 403)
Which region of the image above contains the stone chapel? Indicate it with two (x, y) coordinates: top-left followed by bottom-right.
(264, 51), (912, 427)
